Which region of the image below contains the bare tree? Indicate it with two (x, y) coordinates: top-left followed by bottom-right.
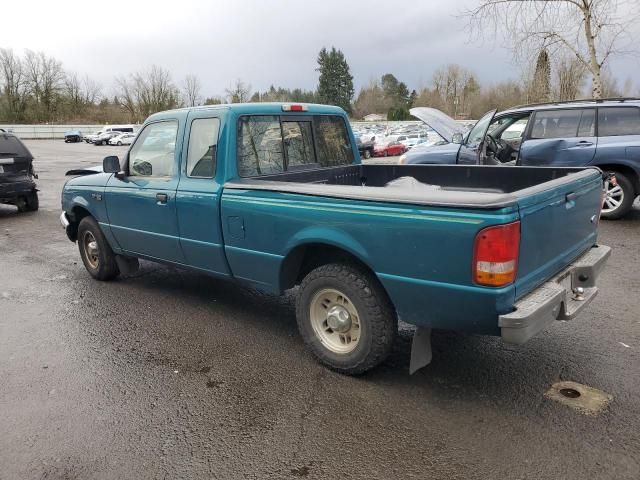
(432, 64), (476, 117)
(554, 56), (586, 100)
(466, 0), (638, 98)
(0, 48), (27, 121)
(225, 78), (251, 103)
(82, 75), (101, 104)
(24, 50), (65, 121)
(183, 74), (202, 107)
(115, 65), (180, 122)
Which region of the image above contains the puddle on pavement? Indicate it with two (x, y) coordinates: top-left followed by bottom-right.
(545, 381), (613, 416)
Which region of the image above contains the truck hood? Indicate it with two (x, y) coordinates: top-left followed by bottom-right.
(410, 107), (467, 143)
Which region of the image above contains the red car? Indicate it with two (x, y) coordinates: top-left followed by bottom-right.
(373, 141), (406, 157)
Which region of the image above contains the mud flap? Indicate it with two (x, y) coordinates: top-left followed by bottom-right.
(115, 255), (139, 276)
(409, 327), (432, 374)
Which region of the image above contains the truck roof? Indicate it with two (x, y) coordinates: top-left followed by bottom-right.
(147, 102), (347, 122)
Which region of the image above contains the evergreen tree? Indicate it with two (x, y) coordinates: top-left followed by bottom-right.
(316, 47), (354, 113)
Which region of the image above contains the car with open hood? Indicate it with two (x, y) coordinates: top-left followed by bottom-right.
(0, 130), (39, 212)
(400, 99), (640, 219)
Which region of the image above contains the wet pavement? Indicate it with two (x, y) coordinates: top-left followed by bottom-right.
(1, 140), (639, 479)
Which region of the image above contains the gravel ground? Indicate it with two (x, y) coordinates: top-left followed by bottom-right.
(0, 140), (639, 479)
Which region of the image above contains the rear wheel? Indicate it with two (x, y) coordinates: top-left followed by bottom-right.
(601, 171), (634, 220)
(77, 216), (119, 280)
(296, 263), (396, 375)
(364, 149), (371, 159)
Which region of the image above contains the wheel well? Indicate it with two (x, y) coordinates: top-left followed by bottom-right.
(67, 206), (92, 241)
(597, 164), (640, 195)
(280, 243), (376, 290)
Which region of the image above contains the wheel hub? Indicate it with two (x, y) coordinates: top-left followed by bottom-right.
(326, 305), (352, 333)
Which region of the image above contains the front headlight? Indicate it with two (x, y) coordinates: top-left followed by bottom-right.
(398, 154), (407, 164)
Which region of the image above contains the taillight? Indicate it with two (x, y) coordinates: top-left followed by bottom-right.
(282, 104), (307, 112)
(473, 221), (520, 287)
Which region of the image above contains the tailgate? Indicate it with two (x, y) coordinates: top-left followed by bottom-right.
(515, 168), (602, 299)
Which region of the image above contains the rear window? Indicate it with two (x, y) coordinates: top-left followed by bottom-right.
(237, 114), (353, 177)
(598, 107), (640, 137)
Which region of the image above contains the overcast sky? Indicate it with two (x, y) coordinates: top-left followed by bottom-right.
(2, 0), (639, 98)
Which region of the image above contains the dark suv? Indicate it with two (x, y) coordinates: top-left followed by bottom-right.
(401, 98), (640, 219)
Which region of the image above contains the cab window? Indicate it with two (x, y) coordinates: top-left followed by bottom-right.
(186, 118), (220, 178)
(128, 120), (178, 177)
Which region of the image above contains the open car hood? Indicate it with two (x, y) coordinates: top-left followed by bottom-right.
(409, 107), (467, 143)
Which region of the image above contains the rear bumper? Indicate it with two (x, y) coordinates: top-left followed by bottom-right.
(499, 244), (611, 344)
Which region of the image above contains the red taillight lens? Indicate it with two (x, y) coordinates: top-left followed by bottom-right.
(473, 221), (520, 287)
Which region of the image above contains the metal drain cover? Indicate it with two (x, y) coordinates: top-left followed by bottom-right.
(545, 381), (613, 416)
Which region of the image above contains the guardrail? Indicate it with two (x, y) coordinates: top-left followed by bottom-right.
(0, 125), (106, 139)
(2, 119), (475, 139)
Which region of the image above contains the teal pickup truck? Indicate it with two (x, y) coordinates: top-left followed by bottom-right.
(61, 103), (610, 374)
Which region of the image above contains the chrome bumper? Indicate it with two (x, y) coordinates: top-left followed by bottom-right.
(499, 245), (611, 344)
(60, 211), (70, 229)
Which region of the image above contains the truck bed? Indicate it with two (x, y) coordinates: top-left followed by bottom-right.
(225, 164), (599, 209)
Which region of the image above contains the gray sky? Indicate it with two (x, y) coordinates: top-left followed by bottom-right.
(2, 0), (639, 98)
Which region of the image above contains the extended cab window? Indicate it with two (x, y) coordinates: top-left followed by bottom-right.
(128, 121), (178, 177)
(187, 118), (220, 178)
(238, 116), (284, 177)
(598, 107), (640, 136)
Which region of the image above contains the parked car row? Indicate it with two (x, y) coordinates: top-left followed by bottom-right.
(81, 124), (137, 146)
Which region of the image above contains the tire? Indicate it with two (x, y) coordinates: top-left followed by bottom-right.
(364, 149), (371, 159)
(383, 151), (388, 157)
(601, 171), (634, 220)
(117, 141), (122, 146)
(296, 263), (396, 375)
(77, 216), (119, 281)
(25, 192), (39, 212)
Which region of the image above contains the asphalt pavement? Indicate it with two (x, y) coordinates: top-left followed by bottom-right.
(1, 140), (639, 479)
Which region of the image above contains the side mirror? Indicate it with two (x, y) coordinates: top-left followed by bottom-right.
(103, 156), (121, 173)
(452, 132), (464, 145)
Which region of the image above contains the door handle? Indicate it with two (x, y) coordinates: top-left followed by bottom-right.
(156, 193), (168, 204)
(576, 141), (593, 147)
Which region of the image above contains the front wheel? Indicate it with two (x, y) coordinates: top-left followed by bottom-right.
(364, 149), (371, 159)
(77, 216), (119, 280)
(296, 263), (396, 375)
(601, 171), (634, 220)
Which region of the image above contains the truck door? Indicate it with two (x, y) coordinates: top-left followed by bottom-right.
(175, 113), (230, 276)
(105, 120), (185, 263)
(519, 108), (597, 166)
